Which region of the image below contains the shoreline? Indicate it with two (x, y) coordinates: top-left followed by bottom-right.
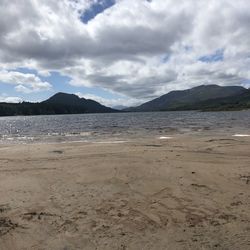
(1, 132), (250, 146)
(0, 135), (250, 249)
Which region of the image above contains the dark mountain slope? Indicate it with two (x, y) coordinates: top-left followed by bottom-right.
(44, 92), (84, 106)
(127, 85), (247, 112)
(184, 88), (250, 111)
(44, 93), (115, 113)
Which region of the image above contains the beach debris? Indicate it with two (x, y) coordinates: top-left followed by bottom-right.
(22, 211), (60, 221)
(145, 144), (162, 147)
(51, 150), (64, 154)
(191, 183), (207, 188)
(0, 217), (18, 236)
(207, 138), (236, 142)
(0, 204), (10, 213)
(240, 175), (250, 184)
(230, 201), (243, 206)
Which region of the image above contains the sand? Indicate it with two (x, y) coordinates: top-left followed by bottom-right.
(0, 135), (250, 250)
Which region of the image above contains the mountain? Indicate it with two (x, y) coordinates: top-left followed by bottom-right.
(185, 88), (250, 111)
(0, 93), (117, 116)
(126, 85), (248, 112)
(43, 92), (116, 113)
(44, 93), (84, 106)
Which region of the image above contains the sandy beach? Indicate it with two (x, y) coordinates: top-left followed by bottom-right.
(0, 135), (250, 250)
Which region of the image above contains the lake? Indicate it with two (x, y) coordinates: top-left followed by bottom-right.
(0, 110), (250, 144)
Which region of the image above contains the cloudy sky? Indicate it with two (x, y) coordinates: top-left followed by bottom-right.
(0, 0), (250, 107)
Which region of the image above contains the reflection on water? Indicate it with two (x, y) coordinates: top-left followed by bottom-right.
(0, 110), (249, 143)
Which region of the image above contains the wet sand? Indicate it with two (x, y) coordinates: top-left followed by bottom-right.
(0, 135), (250, 250)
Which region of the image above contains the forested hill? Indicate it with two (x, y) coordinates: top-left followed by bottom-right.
(125, 85), (250, 112)
(0, 93), (117, 116)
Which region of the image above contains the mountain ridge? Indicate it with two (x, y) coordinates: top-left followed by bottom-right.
(1, 85), (250, 116)
(125, 85), (249, 112)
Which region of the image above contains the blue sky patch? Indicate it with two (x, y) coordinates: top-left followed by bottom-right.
(161, 54), (170, 63)
(184, 45), (193, 52)
(81, 0), (116, 24)
(199, 49), (224, 63)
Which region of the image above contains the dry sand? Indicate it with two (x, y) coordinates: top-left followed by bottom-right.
(0, 135), (250, 250)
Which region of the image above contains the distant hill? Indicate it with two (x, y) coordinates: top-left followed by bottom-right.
(184, 88), (250, 111)
(0, 93), (117, 116)
(44, 92), (85, 106)
(126, 85), (249, 112)
(113, 105), (129, 110)
(43, 92), (116, 113)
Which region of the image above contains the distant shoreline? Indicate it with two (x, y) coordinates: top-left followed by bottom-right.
(0, 107), (250, 117)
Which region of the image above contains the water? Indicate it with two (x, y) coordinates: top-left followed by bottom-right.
(0, 111), (250, 144)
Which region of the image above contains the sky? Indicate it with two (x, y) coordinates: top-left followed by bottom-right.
(0, 0), (250, 107)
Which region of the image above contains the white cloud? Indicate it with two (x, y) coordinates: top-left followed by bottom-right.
(0, 70), (52, 93)
(0, 0), (250, 102)
(0, 96), (23, 103)
(75, 92), (139, 107)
